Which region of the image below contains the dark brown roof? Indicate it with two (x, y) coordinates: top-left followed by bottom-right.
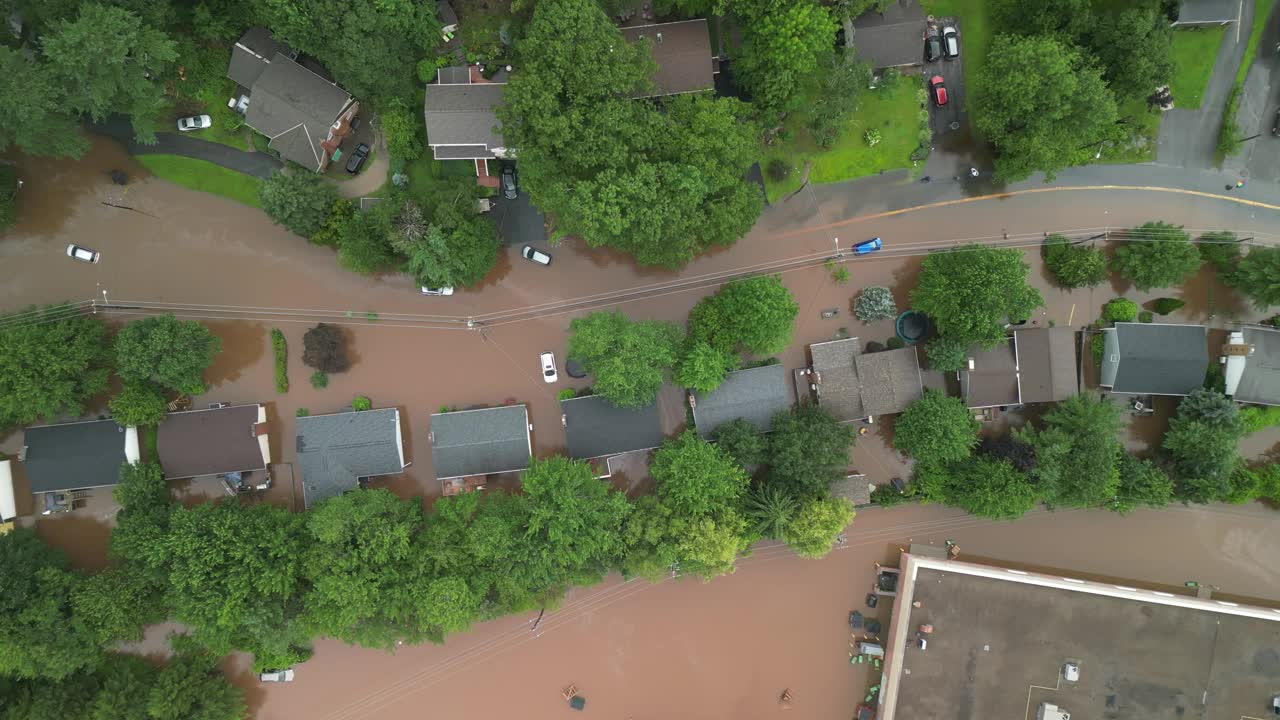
(961, 338), (1021, 408)
(621, 19), (715, 96)
(158, 405), (268, 479)
(1014, 327), (1077, 403)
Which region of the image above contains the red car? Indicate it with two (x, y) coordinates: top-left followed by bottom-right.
(930, 76), (948, 106)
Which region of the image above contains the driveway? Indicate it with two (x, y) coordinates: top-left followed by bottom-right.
(91, 116), (282, 179)
(491, 189), (547, 246)
(1228, 0), (1280, 181)
(925, 19), (965, 137)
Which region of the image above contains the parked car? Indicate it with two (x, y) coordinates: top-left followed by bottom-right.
(930, 76), (948, 106)
(420, 286), (455, 296)
(66, 244), (100, 263)
(853, 237), (883, 255)
(941, 26), (959, 59)
(176, 115), (212, 132)
(539, 351), (558, 383)
(259, 669), (294, 683)
(501, 164), (519, 200)
(521, 245), (552, 265)
(924, 27), (942, 63)
(345, 143), (371, 174)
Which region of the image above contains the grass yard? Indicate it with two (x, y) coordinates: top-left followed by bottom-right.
(760, 81), (922, 203)
(137, 155), (263, 208)
(1169, 27), (1226, 109)
(402, 155), (477, 205)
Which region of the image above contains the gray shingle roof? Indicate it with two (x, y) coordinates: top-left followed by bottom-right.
(855, 347), (924, 415)
(1235, 326), (1280, 406)
(244, 54), (353, 170)
(961, 338), (1021, 409)
(296, 408), (406, 509)
(851, 21), (925, 69)
(562, 395), (664, 459)
(831, 474), (873, 506)
(23, 420), (130, 493)
(693, 364), (793, 437)
(429, 405), (531, 480)
(810, 338), (865, 419)
(1015, 327), (1077, 403)
(158, 405), (267, 479)
(1100, 323), (1209, 395)
(227, 27), (294, 88)
(423, 81), (506, 154)
(620, 19), (715, 96)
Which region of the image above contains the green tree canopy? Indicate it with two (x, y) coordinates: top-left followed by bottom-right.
(146, 649), (248, 720)
(779, 497), (854, 558)
(111, 462), (175, 575)
(259, 172), (341, 239)
(109, 382), (167, 427)
(0, 529), (101, 679)
(0, 48), (90, 158)
(1088, 7), (1173, 101)
(337, 197), (398, 274)
(651, 431), (750, 517)
(765, 404), (855, 500)
(1043, 235), (1108, 288)
(1017, 393), (1123, 508)
(521, 456), (632, 583)
(1110, 222), (1202, 291)
(990, 0), (1093, 38)
(673, 339), (740, 393)
(946, 456), (1038, 520)
(1229, 246), (1280, 309)
(1111, 452), (1174, 513)
(0, 307), (112, 430)
(910, 245), (1043, 348)
(71, 564), (167, 646)
(712, 418), (768, 471)
(567, 311), (682, 407)
(972, 34), (1119, 182)
(397, 195), (500, 289)
(893, 388), (979, 463)
(745, 485), (798, 538)
(500, 0), (762, 268)
(114, 315), (221, 395)
(689, 276), (799, 356)
(1164, 388), (1245, 503)
(923, 336), (967, 372)
(733, 0), (836, 112)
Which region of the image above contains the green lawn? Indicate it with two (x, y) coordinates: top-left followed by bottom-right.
(137, 154), (263, 208)
(1169, 27), (1226, 109)
(1237, 0), (1279, 86)
(189, 78), (251, 150)
(760, 81), (922, 202)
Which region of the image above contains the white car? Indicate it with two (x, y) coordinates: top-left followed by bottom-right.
(420, 286), (455, 296)
(540, 351), (558, 383)
(521, 245), (552, 266)
(259, 668), (294, 683)
(177, 114), (212, 132)
(941, 26), (959, 59)
(66, 244), (100, 263)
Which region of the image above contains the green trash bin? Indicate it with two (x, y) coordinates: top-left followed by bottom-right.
(569, 696), (586, 711)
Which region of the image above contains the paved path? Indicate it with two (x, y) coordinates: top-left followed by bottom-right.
(1228, 0), (1280, 181)
(1157, 1), (1253, 170)
(91, 116), (282, 179)
(332, 128), (388, 199)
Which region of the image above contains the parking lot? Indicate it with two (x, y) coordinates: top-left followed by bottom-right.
(925, 18), (966, 136)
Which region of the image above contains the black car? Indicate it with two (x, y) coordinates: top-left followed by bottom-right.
(345, 143), (370, 174)
(501, 164), (518, 200)
(924, 27), (942, 63)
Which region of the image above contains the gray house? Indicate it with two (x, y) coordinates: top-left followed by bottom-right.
(22, 420), (139, 494)
(429, 405), (532, 480)
(561, 394), (664, 460)
(692, 364), (793, 437)
(1225, 325), (1280, 406)
(423, 66), (509, 179)
(295, 408), (407, 508)
(1100, 323), (1209, 396)
(227, 27), (360, 172)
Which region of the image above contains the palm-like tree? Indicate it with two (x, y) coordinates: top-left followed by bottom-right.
(746, 485), (798, 539)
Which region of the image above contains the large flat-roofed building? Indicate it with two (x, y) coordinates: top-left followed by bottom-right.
(877, 553), (1280, 720)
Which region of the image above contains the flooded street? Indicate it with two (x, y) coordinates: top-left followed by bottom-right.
(3, 137), (1280, 718)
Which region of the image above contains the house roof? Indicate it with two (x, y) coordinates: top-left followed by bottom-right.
(1175, 0), (1239, 24)
(227, 27), (294, 89)
(562, 395), (664, 459)
(620, 19), (715, 96)
(809, 339), (923, 420)
(1235, 326), (1280, 406)
(1014, 327), (1077, 403)
(831, 474), (873, 507)
(693, 364), (793, 437)
(1100, 323), (1209, 395)
(157, 405), (268, 479)
(423, 76), (506, 159)
(961, 338), (1021, 409)
(436, 0), (459, 28)
(244, 54), (354, 170)
(23, 420), (130, 493)
(429, 405), (531, 480)
(296, 408), (406, 509)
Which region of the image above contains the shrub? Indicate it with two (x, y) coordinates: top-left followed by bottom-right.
(1042, 235), (1107, 289)
(864, 128), (882, 146)
(380, 98), (423, 161)
(832, 266), (850, 284)
(924, 336), (966, 371)
(416, 58), (438, 84)
(1091, 333), (1106, 363)
(1265, 314), (1280, 328)
(310, 371), (328, 389)
(1151, 297), (1185, 315)
(303, 323), (349, 374)
(296, 408), (309, 418)
(767, 159), (790, 182)
(853, 286), (896, 322)
(886, 336), (905, 350)
(1138, 311), (1153, 323)
(270, 328), (288, 394)
(557, 388), (577, 401)
(352, 395), (372, 411)
(109, 382), (167, 427)
(1242, 405), (1280, 433)
(1216, 84), (1243, 158)
(1102, 298), (1139, 324)
(1197, 232), (1240, 272)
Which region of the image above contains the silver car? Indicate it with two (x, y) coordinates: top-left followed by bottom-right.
(177, 115), (212, 132)
(521, 245), (552, 266)
(259, 668), (295, 682)
(66, 244), (100, 263)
